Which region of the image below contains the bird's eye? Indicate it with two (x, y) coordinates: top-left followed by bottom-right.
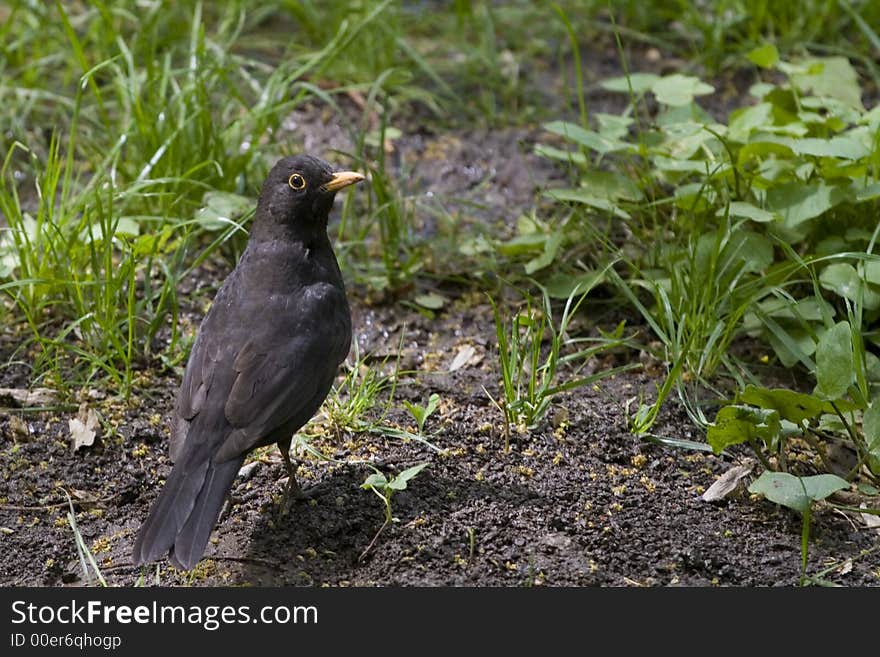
(288, 173), (306, 190)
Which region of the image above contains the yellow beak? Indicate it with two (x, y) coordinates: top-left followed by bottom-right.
(322, 171), (365, 193)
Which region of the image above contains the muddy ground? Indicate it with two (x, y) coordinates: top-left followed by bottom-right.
(1, 40), (879, 587)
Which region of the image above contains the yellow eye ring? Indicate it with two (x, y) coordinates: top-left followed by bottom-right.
(288, 173), (306, 190)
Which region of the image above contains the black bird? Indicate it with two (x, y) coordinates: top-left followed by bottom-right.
(133, 154), (363, 570)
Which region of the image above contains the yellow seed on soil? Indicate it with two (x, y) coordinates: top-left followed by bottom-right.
(611, 484), (627, 496)
(631, 454), (647, 468)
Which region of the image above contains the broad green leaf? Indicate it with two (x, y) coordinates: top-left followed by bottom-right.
(819, 413), (847, 433)
(652, 74), (715, 106)
(863, 400), (880, 451)
(748, 472), (848, 514)
(595, 113), (633, 140)
(657, 102), (716, 126)
(543, 121), (627, 154)
(387, 463), (429, 491)
(362, 473), (388, 489)
(763, 322), (816, 368)
(789, 136), (870, 160)
(577, 170), (642, 201)
(719, 201), (777, 223)
(707, 405), (781, 454)
(727, 103), (773, 143)
(113, 217), (141, 237)
(790, 56), (864, 111)
(414, 293), (446, 310)
(756, 295), (833, 322)
(738, 386), (826, 423)
(660, 121), (722, 159)
(651, 156), (719, 174)
(815, 320), (854, 400)
(496, 233), (546, 256)
(525, 231), (563, 274)
(749, 82), (775, 99)
(747, 43), (779, 68)
(730, 231), (774, 272)
(853, 182), (880, 202)
(864, 400), (880, 473)
(196, 191), (253, 231)
(425, 393), (440, 417)
(533, 144), (588, 165)
(543, 189), (630, 219)
(403, 400), (426, 425)
(543, 269), (603, 299)
(738, 140), (798, 164)
(801, 96), (862, 125)
(819, 262), (880, 309)
(675, 183), (717, 214)
(819, 263), (861, 299)
(600, 72), (660, 94)
(705, 413), (751, 453)
(864, 260), (880, 286)
(766, 182), (849, 229)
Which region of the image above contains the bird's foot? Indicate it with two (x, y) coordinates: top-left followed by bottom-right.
(275, 473), (312, 521)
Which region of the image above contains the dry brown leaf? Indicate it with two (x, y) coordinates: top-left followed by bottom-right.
(69, 402), (99, 451)
(0, 387), (57, 407)
(860, 503), (880, 534)
(7, 415), (30, 441)
(702, 464), (753, 502)
(448, 344), (482, 372)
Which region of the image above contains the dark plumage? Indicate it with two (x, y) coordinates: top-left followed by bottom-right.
(133, 154), (363, 569)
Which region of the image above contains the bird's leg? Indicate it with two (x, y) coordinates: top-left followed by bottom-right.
(279, 446), (305, 498)
(276, 440), (309, 520)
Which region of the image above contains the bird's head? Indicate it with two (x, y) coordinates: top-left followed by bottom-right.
(256, 154), (364, 235)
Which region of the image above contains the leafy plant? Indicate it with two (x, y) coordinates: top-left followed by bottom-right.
(486, 281), (635, 449)
(708, 321), (880, 482)
(748, 471), (849, 584)
(359, 462), (428, 561)
(539, 50), (880, 432)
(324, 336), (402, 437)
(403, 393), (440, 436)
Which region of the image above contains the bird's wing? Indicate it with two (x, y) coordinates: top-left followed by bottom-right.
(176, 280), (348, 463)
(170, 314), (223, 462)
(228, 284), (350, 424)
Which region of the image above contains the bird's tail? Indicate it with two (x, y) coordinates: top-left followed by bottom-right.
(132, 446), (244, 570)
